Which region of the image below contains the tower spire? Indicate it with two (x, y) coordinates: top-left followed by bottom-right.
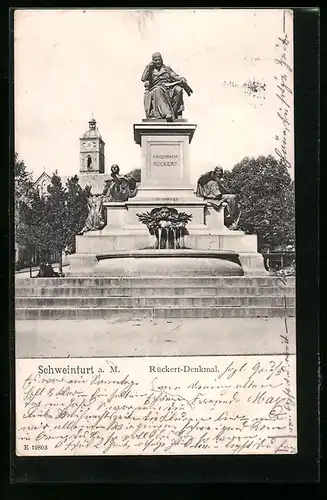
(89, 113), (96, 129)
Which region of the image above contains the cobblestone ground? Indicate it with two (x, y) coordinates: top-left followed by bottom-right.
(15, 317), (296, 358)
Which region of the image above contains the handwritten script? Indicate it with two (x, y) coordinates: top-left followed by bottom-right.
(274, 31), (293, 169)
(16, 356), (297, 456)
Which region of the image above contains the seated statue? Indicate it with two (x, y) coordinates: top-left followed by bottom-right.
(79, 186), (106, 234)
(196, 166), (241, 230)
(141, 52), (193, 121)
(102, 165), (138, 202)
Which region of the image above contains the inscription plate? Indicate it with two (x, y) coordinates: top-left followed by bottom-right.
(149, 142), (182, 183)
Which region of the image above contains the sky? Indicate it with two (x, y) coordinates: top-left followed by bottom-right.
(14, 8), (294, 183)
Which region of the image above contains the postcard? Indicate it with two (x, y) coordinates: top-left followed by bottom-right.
(14, 8), (296, 458)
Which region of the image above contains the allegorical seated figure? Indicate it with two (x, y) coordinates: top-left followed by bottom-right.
(141, 52), (193, 121)
(102, 164), (138, 202)
(79, 186), (106, 234)
(196, 166), (241, 230)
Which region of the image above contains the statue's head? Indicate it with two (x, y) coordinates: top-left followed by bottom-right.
(213, 166), (223, 179)
(111, 164), (120, 176)
(152, 52), (163, 69)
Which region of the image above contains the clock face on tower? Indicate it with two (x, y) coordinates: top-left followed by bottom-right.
(85, 141), (93, 150)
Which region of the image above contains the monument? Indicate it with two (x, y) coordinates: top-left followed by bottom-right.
(68, 52), (267, 276)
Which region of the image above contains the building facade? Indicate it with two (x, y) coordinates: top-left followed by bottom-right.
(33, 170), (52, 198)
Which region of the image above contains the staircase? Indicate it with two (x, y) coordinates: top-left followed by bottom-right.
(15, 276), (296, 320)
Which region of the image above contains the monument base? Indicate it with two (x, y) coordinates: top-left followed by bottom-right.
(67, 249), (244, 277)
(68, 253), (266, 276)
(71, 200), (267, 276)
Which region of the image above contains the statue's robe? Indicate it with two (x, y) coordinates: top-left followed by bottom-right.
(80, 195), (105, 233)
(196, 172), (239, 227)
(141, 64), (185, 120)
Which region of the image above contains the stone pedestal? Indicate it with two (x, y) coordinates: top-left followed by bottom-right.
(205, 202), (228, 232)
(102, 202), (127, 231)
(133, 121), (197, 201)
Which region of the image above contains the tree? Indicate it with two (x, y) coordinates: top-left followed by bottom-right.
(64, 175), (89, 254)
(223, 155), (295, 252)
(14, 153), (34, 233)
(44, 172), (67, 273)
(15, 189), (52, 275)
(14, 153), (33, 197)
(15, 157), (90, 274)
(14, 153), (37, 274)
(42, 173), (89, 272)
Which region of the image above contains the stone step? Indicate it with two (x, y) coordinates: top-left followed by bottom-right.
(15, 306), (295, 320)
(15, 295), (296, 308)
(15, 285), (295, 297)
(15, 276), (295, 287)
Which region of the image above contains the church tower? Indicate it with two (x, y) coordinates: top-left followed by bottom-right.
(79, 116), (105, 173)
